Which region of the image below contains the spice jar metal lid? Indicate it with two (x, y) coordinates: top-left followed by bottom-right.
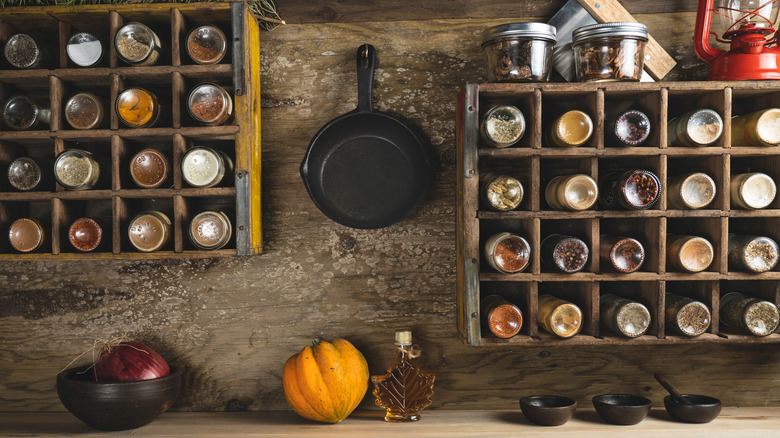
(9, 218), (44, 252)
(3, 95), (47, 130)
(4, 34), (42, 69)
(189, 210), (232, 250)
(65, 92), (105, 130)
(130, 149), (169, 188)
(8, 157), (41, 191)
(186, 25), (227, 64)
(395, 329), (413, 345)
(128, 211), (171, 252)
(182, 146), (229, 187)
(756, 108), (780, 145)
(116, 87), (159, 128)
(115, 22), (160, 65)
(54, 149), (99, 190)
(572, 22), (648, 43)
(187, 83), (233, 126)
(68, 217), (102, 252)
(481, 22), (557, 46)
(66, 32), (103, 67)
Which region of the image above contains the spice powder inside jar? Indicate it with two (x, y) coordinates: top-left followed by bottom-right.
(68, 217), (102, 252)
(189, 211), (232, 250)
(116, 88), (159, 128)
(188, 83), (233, 126)
(186, 25), (227, 64)
(485, 232), (531, 274)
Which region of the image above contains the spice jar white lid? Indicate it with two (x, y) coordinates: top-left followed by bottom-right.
(482, 22), (557, 46)
(572, 22), (648, 42)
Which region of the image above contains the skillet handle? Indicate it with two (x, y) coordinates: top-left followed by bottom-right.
(356, 44), (376, 113)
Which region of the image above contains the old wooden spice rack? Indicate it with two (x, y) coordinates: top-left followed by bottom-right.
(457, 81), (780, 346)
(0, 2), (262, 260)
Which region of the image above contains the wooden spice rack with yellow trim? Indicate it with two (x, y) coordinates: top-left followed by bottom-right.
(0, 2), (262, 260)
(456, 81), (780, 346)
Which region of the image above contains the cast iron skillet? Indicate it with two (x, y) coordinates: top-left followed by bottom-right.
(300, 44), (431, 229)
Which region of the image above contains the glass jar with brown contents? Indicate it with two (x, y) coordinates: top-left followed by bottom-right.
(189, 210), (232, 250)
(666, 234), (714, 273)
(482, 175), (523, 211)
(3, 95), (50, 131)
(571, 22), (648, 82)
(68, 217), (103, 252)
(481, 22), (557, 82)
(116, 87), (161, 128)
(480, 105), (526, 148)
(720, 292), (780, 337)
(606, 109), (651, 147)
(600, 294), (651, 338)
(54, 149), (100, 190)
(187, 83), (233, 126)
(186, 25), (228, 65)
(128, 211), (171, 252)
(8, 218), (45, 253)
(130, 149), (169, 189)
(480, 294), (523, 339)
(483, 232), (531, 274)
(115, 22), (161, 66)
(65, 92), (108, 130)
(7, 157), (43, 191)
(599, 169), (661, 210)
(541, 234), (589, 273)
(665, 293), (711, 337)
(600, 235), (645, 273)
(537, 294), (583, 338)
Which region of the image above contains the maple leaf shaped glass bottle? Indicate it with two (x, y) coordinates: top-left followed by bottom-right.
(371, 330), (435, 422)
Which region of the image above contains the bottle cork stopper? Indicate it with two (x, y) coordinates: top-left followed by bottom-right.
(394, 330), (412, 344)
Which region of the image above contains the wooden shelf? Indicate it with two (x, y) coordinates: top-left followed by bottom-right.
(456, 81), (780, 346)
(2, 408), (780, 437)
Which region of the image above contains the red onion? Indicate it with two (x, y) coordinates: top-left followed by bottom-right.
(94, 341), (171, 382)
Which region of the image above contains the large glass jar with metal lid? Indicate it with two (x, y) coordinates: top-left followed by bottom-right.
(4, 33), (51, 69)
(189, 210), (232, 250)
(115, 88), (161, 128)
(480, 105), (525, 147)
(731, 172), (776, 210)
(572, 22), (648, 82)
(481, 22), (556, 82)
(54, 149), (100, 190)
(181, 146), (233, 188)
(187, 83), (233, 126)
(667, 109), (723, 147)
(186, 25), (228, 65)
(115, 22), (161, 66)
(3, 96), (50, 130)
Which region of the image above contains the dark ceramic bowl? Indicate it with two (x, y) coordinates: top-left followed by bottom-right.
(664, 394), (722, 423)
(520, 395), (577, 426)
(57, 365), (180, 431)
(592, 394), (651, 425)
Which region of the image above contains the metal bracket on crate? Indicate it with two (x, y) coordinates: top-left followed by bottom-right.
(463, 84), (479, 179)
(464, 257), (481, 346)
(231, 2), (246, 96)
(235, 170), (250, 255)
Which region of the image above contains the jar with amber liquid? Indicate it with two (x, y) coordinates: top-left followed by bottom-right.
(666, 234), (714, 273)
(665, 293), (711, 337)
(546, 110), (593, 148)
(116, 87), (162, 128)
(537, 294), (583, 338)
(480, 294), (523, 339)
(731, 108), (780, 147)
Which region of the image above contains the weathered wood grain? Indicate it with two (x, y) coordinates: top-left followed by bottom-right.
(4, 12), (778, 416)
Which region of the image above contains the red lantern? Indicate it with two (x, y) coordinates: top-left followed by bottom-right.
(694, 0), (780, 80)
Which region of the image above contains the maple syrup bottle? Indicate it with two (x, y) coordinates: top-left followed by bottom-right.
(371, 330), (435, 422)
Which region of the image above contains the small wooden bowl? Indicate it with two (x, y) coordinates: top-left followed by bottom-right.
(57, 365), (180, 431)
(592, 394), (651, 425)
(664, 394), (722, 423)
(519, 395), (577, 426)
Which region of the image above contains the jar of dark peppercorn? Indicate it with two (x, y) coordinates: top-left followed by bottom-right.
(7, 157), (43, 191)
(720, 292), (780, 337)
(606, 109), (651, 147)
(599, 169), (661, 210)
(728, 234), (779, 273)
(600, 235), (645, 273)
(484, 232), (531, 274)
(541, 234), (589, 273)
(480, 294), (523, 339)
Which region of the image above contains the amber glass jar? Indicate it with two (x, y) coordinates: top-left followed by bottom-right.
(538, 294), (583, 338)
(720, 292), (780, 337)
(667, 109), (723, 147)
(8, 218), (45, 253)
(480, 294), (523, 339)
(665, 293), (711, 337)
(181, 146), (233, 188)
(666, 234), (714, 273)
(545, 174), (598, 211)
(3, 96), (50, 130)
(730, 172), (776, 210)
(666, 172), (716, 210)
(599, 169), (661, 210)
(128, 211), (171, 252)
(187, 83), (233, 126)
(116, 88), (161, 128)
(546, 110), (593, 147)
(189, 211), (232, 250)
(600, 294), (651, 338)
(541, 234), (589, 273)
(65, 92), (108, 130)
(7, 157), (42, 191)
(728, 234), (779, 273)
(130, 149), (169, 189)
(731, 108), (780, 147)
(480, 105), (526, 148)
(482, 175), (523, 211)
(68, 218), (103, 252)
(483, 232), (531, 274)
(186, 25), (228, 65)
(600, 235), (645, 273)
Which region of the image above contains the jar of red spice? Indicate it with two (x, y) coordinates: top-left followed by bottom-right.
(600, 235), (645, 273)
(483, 232), (531, 274)
(605, 109), (651, 147)
(599, 169), (661, 210)
(541, 234), (589, 273)
(186, 25), (228, 65)
(187, 83), (233, 126)
(480, 294), (523, 339)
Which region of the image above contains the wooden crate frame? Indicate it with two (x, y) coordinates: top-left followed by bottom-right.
(0, 1), (262, 260)
(457, 81), (780, 346)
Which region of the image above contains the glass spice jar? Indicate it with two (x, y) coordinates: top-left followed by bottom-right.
(480, 105), (526, 148)
(189, 210), (232, 250)
(731, 108), (780, 147)
(186, 25), (228, 65)
(730, 172), (776, 210)
(68, 217), (103, 252)
(66, 32), (103, 67)
(541, 234), (589, 273)
(187, 83), (233, 126)
(728, 234), (779, 273)
(545, 174), (598, 211)
(481, 22), (557, 82)
(115, 87), (161, 128)
(130, 149), (169, 189)
(128, 211), (171, 252)
(538, 294), (583, 338)
(480, 294), (523, 339)
(3, 95), (51, 130)
(600, 293), (651, 338)
(181, 146), (233, 188)
(666, 234), (714, 273)
(483, 232), (531, 274)
(65, 92), (107, 130)
(606, 109), (651, 147)
(667, 109), (723, 147)
(546, 110), (594, 148)
(720, 292), (780, 337)
(482, 175), (523, 211)
(4, 33), (51, 69)
(665, 293), (711, 337)
(54, 149), (100, 190)
(600, 235), (645, 273)
(571, 22), (648, 82)
(7, 157), (42, 191)
(599, 169), (662, 210)
(667, 172), (717, 210)
(115, 22), (161, 66)
(8, 218), (45, 253)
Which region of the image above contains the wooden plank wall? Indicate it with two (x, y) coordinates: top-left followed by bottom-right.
(3, 1), (780, 413)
